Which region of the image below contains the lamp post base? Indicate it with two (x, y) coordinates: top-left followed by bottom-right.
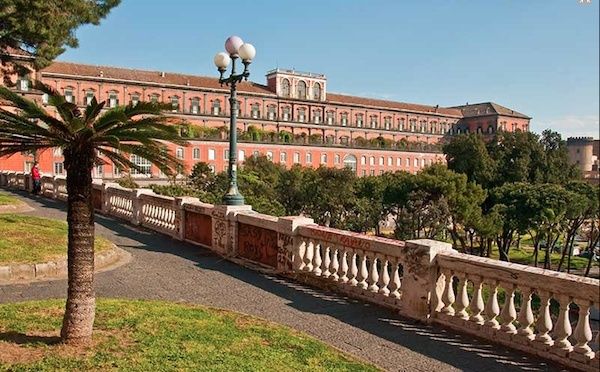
(222, 192), (245, 206)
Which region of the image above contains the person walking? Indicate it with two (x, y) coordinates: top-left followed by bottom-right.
(31, 162), (41, 194)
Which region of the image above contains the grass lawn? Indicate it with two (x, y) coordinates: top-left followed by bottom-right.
(0, 214), (112, 265)
(0, 299), (378, 371)
(489, 245), (591, 271)
(0, 192), (21, 206)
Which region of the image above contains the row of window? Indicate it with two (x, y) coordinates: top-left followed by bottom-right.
(280, 79), (322, 100)
(34, 85), (454, 134)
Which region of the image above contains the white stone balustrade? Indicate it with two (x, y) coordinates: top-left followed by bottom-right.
(1, 170), (598, 371)
(432, 251), (600, 371)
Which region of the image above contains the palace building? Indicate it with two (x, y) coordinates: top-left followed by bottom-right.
(0, 49), (531, 179)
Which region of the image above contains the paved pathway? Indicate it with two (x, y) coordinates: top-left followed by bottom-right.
(0, 190), (559, 372)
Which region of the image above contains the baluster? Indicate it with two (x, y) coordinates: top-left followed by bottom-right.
(329, 246), (339, 281)
(295, 239), (306, 271)
(572, 299), (595, 361)
(441, 270), (455, 316)
(454, 273), (469, 320)
(313, 242), (322, 276)
(321, 245), (331, 278)
(388, 260), (401, 299)
(348, 251), (358, 286)
(534, 290), (554, 347)
(378, 257), (390, 296)
(339, 249), (349, 283)
(484, 281), (500, 329)
(516, 287), (535, 341)
(552, 295), (573, 354)
(303, 240), (314, 272)
(499, 284), (517, 334)
(357, 253), (369, 290)
(367, 256), (379, 293)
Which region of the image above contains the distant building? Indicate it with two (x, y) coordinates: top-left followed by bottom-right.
(567, 137), (600, 184)
(0, 49), (531, 179)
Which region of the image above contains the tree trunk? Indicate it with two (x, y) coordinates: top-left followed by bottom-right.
(61, 146), (96, 345)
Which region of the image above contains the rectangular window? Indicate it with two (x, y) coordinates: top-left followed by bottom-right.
(414, 158), (418, 167)
(379, 157), (384, 166)
(387, 157), (392, 166)
(176, 147), (184, 160)
(293, 152), (300, 164)
(334, 154), (340, 164)
(54, 162), (64, 175)
(208, 148), (215, 160)
(266, 151), (273, 161)
(42, 93), (49, 104)
(370, 169), (375, 176)
(283, 108), (290, 121)
(86, 92), (95, 105)
(224, 150), (229, 160)
(298, 109), (305, 123)
(320, 153), (327, 164)
(253, 150), (260, 158)
(341, 113), (348, 126)
(64, 88), (74, 103)
(19, 77), (29, 91)
(171, 97), (179, 112)
(369, 157), (375, 166)
(113, 164), (122, 176)
(131, 94), (140, 106)
(150, 94), (159, 104)
(130, 155), (152, 175)
(361, 156), (366, 165)
(267, 106), (276, 120)
(239, 150), (245, 161)
(109, 93), (119, 108)
(306, 153), (312, 164)
(326, 112), (334, 125)
(396, 158), (401, 167)
(406, 158), (410, 167)
(362, 170), (367, 176)
(95, 165), (103, 177)
(280, 152), (287, 163)
(191, 98), (199, 114)
(192, 148), (200, 160)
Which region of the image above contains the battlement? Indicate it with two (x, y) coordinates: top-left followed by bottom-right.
(567, 136), (595, 145)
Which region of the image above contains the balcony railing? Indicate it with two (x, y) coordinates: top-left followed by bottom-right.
(1, 171), (598, 372)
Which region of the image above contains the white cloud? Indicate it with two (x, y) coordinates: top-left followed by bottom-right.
(532, 115), (599, 138)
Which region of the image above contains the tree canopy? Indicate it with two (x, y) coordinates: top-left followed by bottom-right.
(0, 0), (120, 68)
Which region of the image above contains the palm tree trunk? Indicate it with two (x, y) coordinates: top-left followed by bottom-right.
(61, 147), (96, 345)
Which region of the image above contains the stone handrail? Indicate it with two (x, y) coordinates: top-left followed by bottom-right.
(0, 170), (598, 371)
(432, 252), (599, 371)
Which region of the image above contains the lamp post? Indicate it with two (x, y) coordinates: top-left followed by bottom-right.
(214, 36), (256, 206)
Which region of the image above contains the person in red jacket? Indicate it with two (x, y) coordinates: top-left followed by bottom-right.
(31, 162), (41, 194)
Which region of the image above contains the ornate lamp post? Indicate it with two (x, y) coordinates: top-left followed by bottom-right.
(214, 36), (256, 206)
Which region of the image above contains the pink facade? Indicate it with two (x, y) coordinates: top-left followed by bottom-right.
(0, 60), (531, 178)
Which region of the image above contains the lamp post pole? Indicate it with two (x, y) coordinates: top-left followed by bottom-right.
(214, 36), (256, 206)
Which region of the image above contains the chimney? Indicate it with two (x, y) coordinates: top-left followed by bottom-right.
(99, 70), (104, 77)
(160, 72), (165, 77)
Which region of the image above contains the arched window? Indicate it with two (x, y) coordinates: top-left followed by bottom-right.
(313, 83), (321, 100)
(297, 80), (307, 99)
(343, 154), (357, 172)
(281, 78), (290, 97)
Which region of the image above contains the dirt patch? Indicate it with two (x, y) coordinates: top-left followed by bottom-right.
(0, 329), (134, 365)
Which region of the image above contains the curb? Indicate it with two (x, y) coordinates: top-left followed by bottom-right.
(0, 245), (131, 285)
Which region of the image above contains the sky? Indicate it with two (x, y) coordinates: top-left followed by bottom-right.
(60, 0), (599, 138)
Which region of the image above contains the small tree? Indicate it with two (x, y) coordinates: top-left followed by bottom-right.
(0, 83), (185, 344)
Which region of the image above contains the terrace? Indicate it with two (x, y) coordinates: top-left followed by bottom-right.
(1, 171), (598, 371)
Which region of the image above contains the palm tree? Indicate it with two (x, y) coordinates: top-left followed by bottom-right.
(0, 82), (186, 344)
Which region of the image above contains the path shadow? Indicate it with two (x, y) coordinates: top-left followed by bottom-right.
(0, 331), (61, 345)
(4, 189), (558, 371)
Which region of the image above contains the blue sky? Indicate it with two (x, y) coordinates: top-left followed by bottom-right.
(61, 0), (599, 137)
